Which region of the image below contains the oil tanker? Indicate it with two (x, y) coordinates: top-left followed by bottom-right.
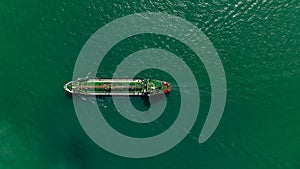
(64, 78), (170, 96)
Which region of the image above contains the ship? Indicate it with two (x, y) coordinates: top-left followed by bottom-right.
(64, 78), (171, 96)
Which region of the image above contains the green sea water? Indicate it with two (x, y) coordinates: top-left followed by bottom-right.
(0, 0), (300, 168)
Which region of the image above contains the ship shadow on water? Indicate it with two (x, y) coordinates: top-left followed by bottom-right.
(144, 93), (169, 105)
(65, 91), (169, 107)
(64, 92), (73, 98)
(93, 94), (168, 106)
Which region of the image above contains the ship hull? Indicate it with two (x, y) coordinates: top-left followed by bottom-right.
(64, 78), (170, 96)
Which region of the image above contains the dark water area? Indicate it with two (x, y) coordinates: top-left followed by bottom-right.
(0, 0), (299, 168)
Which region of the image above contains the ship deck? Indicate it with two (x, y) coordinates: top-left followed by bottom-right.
(65, 78), (169, 96)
